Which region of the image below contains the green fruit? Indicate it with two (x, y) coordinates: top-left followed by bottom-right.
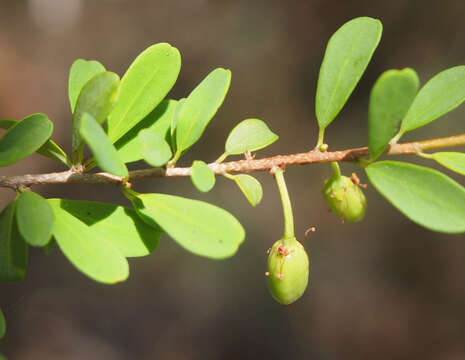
(323, 174), (366, 222)
(267, 237), (309, 305)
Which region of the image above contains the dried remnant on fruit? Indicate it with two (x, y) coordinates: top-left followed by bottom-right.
(266, 237), (309, 305)
(323, 174), (366, 222)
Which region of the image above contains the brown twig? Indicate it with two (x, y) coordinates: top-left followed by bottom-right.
(1, 133), (465, 190)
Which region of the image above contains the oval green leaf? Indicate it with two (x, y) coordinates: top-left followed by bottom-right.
(191, 160), (215, 192)
(48, 199), (160, 257)
(0, 202), (28, 282)
(366, 160), (465, 233)
(0, 119), (69, 166)
(431, 152), (465, 176)
(79, 113), (128, 177)
(131, 193), (245, 259)
(116, 99), (177, 163)
(174, 68), (231, 156)
(232, 174), (263, 207)
(0, 113), (53, 167)
(225, 118), (278, 155)
(400, 66), (465, 134)
(16, 191), (54, 247)
(0, 306), (5, 339)
(107, 43), (181, 143)
(369, 68), (419, 160)
(49, 200), (129, 283)
(316, 17), (382, 130)
(72, 71), (120, 154)
(138, 128), (172, 167)
(68, 59), (106, 112)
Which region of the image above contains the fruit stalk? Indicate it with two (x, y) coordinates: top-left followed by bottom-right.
(273, 166), (294, 243)
(331, 161), (341, 178)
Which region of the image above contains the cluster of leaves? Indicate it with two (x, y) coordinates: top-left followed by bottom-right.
(0, 43), (283, 287)
(315, 17), (465, 232)
(0, 41), (281, 350)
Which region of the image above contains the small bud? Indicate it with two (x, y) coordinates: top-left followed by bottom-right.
(266, 238), (309, 305)
(323, 175), (367, 222)
(319, 143), (329, 152)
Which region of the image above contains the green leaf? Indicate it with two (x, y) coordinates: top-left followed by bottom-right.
(174, 68), (231, 156)
(0, 354), (7, 360)
(16, 192), (54, 247)
(68, 59), (106, 112)
(48, 199), (160, 257)
(0, 113), (53, 167)
(368, 68), (419, 160)
(225, 118), (278, 155)
(431, 152), (465, 176)
(0, 202), (28, 282)
(130, 193), (245, 259)
(115, 100), (177, 163)
(400, 66), (465, 134)
(231, 174), (263, 207)
(72, 71), (120, 154)
(79, 113), (128, 177)
(316, 17), (382, 130)
(107, 43), (181, 143)
(366, 161), (465, 233)
(191, 160), (215, 192)
(49, 200), (129, 283)
(138, 129), (172, 167)
(36, 139), (70, 166)
(0, 306), (5, 339)
(0, 119), (69, 166)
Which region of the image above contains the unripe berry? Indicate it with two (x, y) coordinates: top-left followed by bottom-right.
(323, 174), (367, 222)
(266, 237), (309, 305)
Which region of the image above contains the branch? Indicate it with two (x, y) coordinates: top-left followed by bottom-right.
(1, 133), (465, 190)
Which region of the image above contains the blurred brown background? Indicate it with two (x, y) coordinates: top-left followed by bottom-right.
(1, 1), (465, 359)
